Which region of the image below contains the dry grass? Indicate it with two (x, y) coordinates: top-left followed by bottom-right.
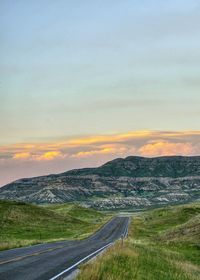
(174, 260), (200, 278)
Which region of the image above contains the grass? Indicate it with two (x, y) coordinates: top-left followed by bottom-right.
(77, 203), (200, 280)
(46, 203), (105, 223)
(0, 200), (109, 251)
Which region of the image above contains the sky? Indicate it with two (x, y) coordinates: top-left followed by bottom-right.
(0, 0), (200, 186)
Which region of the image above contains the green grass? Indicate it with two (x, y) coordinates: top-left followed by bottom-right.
(0, 200), (109, 251)
(131, 203), (200, 266)
(77, 203), (200, 280)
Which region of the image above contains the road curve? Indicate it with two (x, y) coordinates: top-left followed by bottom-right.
(0, 216), (129, 280)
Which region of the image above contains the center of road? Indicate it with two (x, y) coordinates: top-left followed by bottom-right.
(0, 246), (65, 265)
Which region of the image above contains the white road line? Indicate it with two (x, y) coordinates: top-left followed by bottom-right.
(49, 243), (113, 280)
(49, 218), (130, 280)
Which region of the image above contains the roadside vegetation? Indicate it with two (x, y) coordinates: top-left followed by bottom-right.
(77, 202), (200, 280)
(0, 200), (109, 251)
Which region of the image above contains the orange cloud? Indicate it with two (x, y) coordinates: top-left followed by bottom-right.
(68, 130), (152, 146)
(139, 141), (193, 157)
(71, 143), (130, 158)
(72, 148), (116, 158)
(35, 151), (63, 161)
(13, 152), (31, 160)
(1, 130), (200, 162)
(12, 151), (64, 161)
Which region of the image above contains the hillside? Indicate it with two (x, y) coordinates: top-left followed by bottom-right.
(46, 203), (105, 223)
(77, 202), (200, 280)
(65, 156), (200, 177)
(0, 156), (200, 210)
(0, 200), (107, 250)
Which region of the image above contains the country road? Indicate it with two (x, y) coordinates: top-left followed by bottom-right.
(0, 216), (129, 280)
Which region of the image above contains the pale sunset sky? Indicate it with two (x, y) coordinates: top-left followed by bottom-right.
(0, 0), (200, 186)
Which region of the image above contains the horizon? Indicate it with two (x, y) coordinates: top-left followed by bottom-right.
(1, 1), (200, 186)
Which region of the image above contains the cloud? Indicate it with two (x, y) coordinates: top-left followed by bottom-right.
(13, 152), (31, 160)
(72, 148), (115, 158)
(139, 141), (194, 157)
(34, 151), (64, 161)
(1, 130), (200, 163)
(13, 151), (64, 161)
(72, 145), (127, 158)
(67, 130), (152, 146)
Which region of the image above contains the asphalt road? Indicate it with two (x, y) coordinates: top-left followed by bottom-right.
(0, 216), (129, 280)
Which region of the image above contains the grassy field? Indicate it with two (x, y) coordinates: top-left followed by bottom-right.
(0, 200), (109, 251)
(46, 203), (105, 223)
(77, 203), (200, 280)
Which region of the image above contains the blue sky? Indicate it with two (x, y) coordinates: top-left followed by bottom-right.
(0, 1), (200, 185)
(1, 0), (200, 144)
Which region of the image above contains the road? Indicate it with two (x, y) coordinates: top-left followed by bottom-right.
(0, 216), (129, 280)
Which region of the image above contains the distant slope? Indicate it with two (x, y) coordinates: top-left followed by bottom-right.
(0, 156), (200, 209)
(47, 203), (104, 223)
(0, 200), (107, 250)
